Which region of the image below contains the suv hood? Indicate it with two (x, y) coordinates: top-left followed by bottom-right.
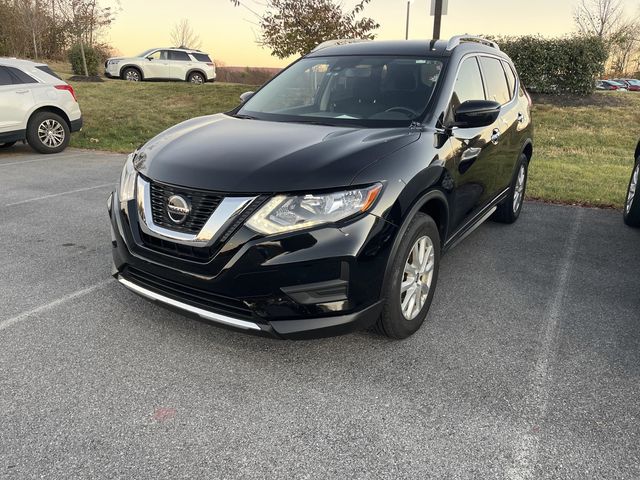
(136, 114), (419, 193)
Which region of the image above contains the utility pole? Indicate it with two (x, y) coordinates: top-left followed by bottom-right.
(432, 0), (443, 40)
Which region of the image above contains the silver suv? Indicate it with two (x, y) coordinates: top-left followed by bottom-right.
(105, 48), (216, 84)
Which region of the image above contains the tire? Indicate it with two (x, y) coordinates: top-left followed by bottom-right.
(26, 111), (70, 154)
(374, 213), (441, 339)
(188, 72), (205, 85)
(623, 158), (640, 227)
(122, 67), (141, 82)
(492, 153), (529, 224)
(0, 141), (16, 149)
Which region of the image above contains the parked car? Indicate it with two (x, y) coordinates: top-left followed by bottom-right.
(0, 58), (82, 154)
(596, 80), (628, 91)
(612, 78), (640, 92)
(104, 48), (216, 84)
(108, 36), (534, 339)
(624, 139), (640, 227)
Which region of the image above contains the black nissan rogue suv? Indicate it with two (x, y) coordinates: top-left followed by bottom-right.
(108, 36), (534, 339)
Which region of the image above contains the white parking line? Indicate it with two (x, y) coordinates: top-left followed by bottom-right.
(0, 280), (113, 332)
(507, 208), (584, 480)
(0, 153), (93, 167)
(5, 183), (114, 207)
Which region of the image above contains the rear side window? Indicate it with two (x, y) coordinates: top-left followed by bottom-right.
(6, 66), (37, 84)
(36, 65), (62, 80)
(192, 53), (212, 63)
(501, 61), (517, 98)
(169, 51), (191, 61)
(0, 67), (13, 85)
(479, 57), (511, 105)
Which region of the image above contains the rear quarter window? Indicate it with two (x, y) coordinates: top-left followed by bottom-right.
(6, 66), (37, 84)
(36, 65), (62, 80)
(192, 53), (212, 63)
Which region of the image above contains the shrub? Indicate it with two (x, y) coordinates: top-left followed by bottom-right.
(491, 35), (608, 95)
(67, 43), (101, 76)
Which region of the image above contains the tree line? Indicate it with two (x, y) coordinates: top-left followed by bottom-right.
(0, 0), (116, 61)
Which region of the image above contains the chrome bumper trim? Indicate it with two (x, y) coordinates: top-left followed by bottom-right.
(118, 276), (262, 331)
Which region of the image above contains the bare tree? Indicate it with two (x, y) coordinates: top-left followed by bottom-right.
(574, 0), (625, 37)
(170, 19), (202, 49)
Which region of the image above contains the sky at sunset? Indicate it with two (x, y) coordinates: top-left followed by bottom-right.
(103, 0), (640, 67)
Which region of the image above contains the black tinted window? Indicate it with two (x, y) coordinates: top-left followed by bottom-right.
(480, 57), (510, 105)
(7, 66), (37, 84)
(452, 57), (485, 107)
(169, 51), (191, 61)
(192, 53), (211, 63)
(36, 65), (61, 80)
(0, 67), (13, 85)
(502, 61), (516, 98)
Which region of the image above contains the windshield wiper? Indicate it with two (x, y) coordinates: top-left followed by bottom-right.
(232, 114), (258, 120)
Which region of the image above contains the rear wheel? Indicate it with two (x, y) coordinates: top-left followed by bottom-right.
(624, 158), (640, 227)
(492, 153), (529, 224)
(374, 213), (440, 339)
(122, 67), (141, 82)
(188, 72), (205, 85)
(26, 111), (70, 154)
(0, 141), (16, 149)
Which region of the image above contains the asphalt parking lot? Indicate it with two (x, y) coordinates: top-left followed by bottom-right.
(1, 145), (639, 479)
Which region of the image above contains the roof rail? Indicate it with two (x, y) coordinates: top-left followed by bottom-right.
(446, 35), (500, 51)
(310, 38), (370, 53)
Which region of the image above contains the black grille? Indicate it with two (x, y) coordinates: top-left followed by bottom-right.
(149, 179), (223, 234)
(124, 266), (255, 320)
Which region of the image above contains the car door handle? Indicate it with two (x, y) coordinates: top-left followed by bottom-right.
(517, 112), (525, 124)
(15, 90), (30, 94)
(491, 129), (501, 145)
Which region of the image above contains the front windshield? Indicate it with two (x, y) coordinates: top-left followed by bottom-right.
(136, 49), (156, 58)
(237, 55), (444, 127)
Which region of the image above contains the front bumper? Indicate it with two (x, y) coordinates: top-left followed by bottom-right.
(108, 190), (396, 339)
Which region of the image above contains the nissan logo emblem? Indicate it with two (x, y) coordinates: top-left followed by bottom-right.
(167, 195), (191, 225)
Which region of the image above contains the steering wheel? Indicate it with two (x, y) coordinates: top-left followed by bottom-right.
(384, 106), (419, 117)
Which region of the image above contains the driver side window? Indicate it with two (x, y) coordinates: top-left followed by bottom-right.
(147, 50), (167, 60)
(446, 57), (485, 125)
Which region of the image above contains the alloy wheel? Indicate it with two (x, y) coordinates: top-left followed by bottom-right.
(627, 163), (639, 213)
(125, 70), (140, 81)
(513, 164), (526, 213)
(37, 119), (65, 148)
(400, 236), (435, 320)
(190, 74), (204, 84)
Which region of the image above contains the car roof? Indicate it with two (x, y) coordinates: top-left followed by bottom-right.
(305, 38), (506, 59)
(0, 57), (48, 69)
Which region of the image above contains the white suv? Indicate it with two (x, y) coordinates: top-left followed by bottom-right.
(105, 48), (216, 84)
(0, 58), (83, 154)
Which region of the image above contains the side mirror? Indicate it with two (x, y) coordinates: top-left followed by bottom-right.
(239, 91), (255, 103)
(147, 57), (153, 61)
(453, 100), (501, 128)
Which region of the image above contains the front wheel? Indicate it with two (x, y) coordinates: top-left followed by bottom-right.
(624, 158), (640, 227)
(374, 213), (441, 339)
(122, 67), (141, 82)
(492, 153), (529, 224)
(26, 111), (70, 154)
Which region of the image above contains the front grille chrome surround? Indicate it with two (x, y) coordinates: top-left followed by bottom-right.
(136, 176), (257, 248)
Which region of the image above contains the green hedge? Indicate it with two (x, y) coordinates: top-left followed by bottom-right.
(491, 35), (607, 95)
(67, 43), (101, 76)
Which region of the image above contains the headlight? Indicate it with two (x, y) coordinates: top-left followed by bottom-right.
(118, 153), (137, 209)
(246, 183), (383, 235)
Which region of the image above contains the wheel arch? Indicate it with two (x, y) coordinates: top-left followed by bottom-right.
(186, 68), (207, 81)
(28, 106), (71, 130)
(383, 189), (450, 289)
(635, 139), (640, 162)
(521, 139), (533, 163)
(120, 64), (144, 80)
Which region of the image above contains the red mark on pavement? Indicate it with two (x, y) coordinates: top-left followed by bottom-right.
(153, 407), (177, 422)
